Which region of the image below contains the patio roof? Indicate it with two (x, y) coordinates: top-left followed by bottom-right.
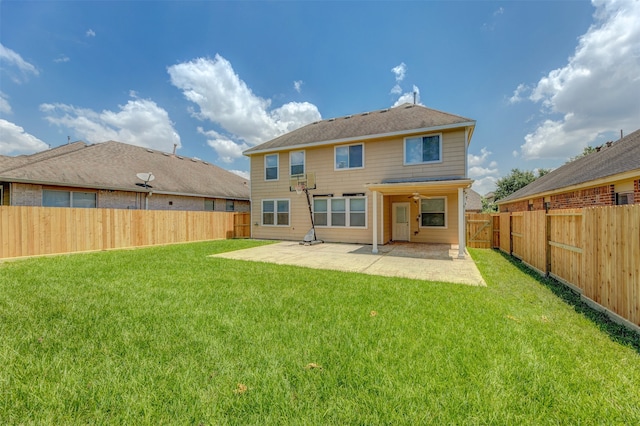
(365, 178), (473, 195)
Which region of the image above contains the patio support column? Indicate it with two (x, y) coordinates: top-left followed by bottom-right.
(372, 190), (379, 254)
(458, 187), (466, 259)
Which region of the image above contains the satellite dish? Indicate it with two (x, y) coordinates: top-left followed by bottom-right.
(136, 172), (155, 182)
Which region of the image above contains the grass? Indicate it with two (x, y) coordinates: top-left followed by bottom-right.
(1, 240), (639, 424)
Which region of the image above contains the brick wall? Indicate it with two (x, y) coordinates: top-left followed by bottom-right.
(11, 183), (43, 206)
(98, 190), (140, 209)
(635, 179), (640, 203)
(500, 200), (528, 213)
(500, 184), (621, 212)
(549, 185), (615, 209)
(8, 183), (251, 212)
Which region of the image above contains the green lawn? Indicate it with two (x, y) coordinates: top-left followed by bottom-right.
(1, 240), (639, 424)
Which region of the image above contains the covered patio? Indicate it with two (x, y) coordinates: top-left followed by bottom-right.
(366, 178), (473, 258)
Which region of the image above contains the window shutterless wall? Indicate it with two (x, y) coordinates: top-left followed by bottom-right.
(248, 129), (467, 243)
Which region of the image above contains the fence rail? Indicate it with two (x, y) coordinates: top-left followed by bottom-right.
(466, 206), (640, 330)
(0, 206), (250, 260)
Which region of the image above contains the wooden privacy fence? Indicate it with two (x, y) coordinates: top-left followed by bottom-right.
(0, 206), (251, 260)
(493, 205), (640, 330)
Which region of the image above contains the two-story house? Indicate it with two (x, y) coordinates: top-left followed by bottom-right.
(243, 103), (475, 257)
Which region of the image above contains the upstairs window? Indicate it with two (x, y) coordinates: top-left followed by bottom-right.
(335, 144), (363, 170)
(420, 197), (446, 227)
(404, 134), (442, 165)
(226, 200), (235, 211)
(290, 151), (305, 176)
(265, 154), (279, 181)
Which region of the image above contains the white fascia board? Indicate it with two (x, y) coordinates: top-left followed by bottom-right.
(243, 121), (477, 156)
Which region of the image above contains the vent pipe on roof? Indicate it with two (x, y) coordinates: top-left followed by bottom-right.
(621, 129), (624, 139)
(67, 136), (70, 145)
(172, 143), (177, 156)
(413, 91), (417, 105)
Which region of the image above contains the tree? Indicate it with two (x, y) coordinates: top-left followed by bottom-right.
(493, 168), (550, 202)
(566, 146), (596, 163)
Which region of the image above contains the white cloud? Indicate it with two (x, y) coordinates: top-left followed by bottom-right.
(86, 29), (96, 37)
(391, 62), (406, 82)
(40, 94), (181, 152)
(392, 85), (422, 107)
(508, 83), (528, 104)
(229, 169), (250, 180)
(0, 91), (12, 114)
(471, 176), (499, 196)
(168, 55), (320, 151)
(468, 147), (492, 166)
(518, 0), (640, 160)
(197, 127), (249, 163)
(390, 84), (402, 95)
(494, 7), (504, 16)
(294, 80), (303, 93)
(54, 55), (70, 63)
(0, 119), (48, 155)
(0, 43), (39, 83)
(468, 147), (499, 195)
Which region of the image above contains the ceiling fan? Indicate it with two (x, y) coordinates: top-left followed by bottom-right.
(408, 192), (427, 200)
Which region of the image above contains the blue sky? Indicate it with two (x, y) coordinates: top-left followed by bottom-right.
(1, 0), (639, 195)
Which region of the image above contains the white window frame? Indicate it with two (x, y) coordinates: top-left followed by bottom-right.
(265, 154), (279, 181)
(419, 196), (447, 228)
(403, 133), (443, 165)
(262, 199), (290, 226)
(334, 143), (364, 171)
(313, 196), (367, 228)
(290, 150), (305, 176)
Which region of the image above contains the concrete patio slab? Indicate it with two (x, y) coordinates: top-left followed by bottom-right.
(212, 241), (486, 286)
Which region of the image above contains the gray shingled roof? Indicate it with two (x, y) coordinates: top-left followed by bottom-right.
(499, 128), (640, 204)
(466, 189), (483, 211)
(0, 141), (249, 200)
(244, 103), (475, 154)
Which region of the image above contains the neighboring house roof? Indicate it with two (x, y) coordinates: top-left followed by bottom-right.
(0, 140), (250, 200)
(466, 189), (483, 211)
(498, 128), (640, 204)
(244, 103), (475, 154)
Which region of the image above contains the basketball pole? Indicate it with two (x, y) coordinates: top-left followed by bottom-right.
(303, 186), (318, 241)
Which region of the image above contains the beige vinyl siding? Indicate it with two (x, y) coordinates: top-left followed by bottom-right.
(386, 194), (459, 244)
(249, 129), (466, 243)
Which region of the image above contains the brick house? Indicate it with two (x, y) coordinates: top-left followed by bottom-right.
(497, 128), (640, 212)
(0, 140), (250, 212)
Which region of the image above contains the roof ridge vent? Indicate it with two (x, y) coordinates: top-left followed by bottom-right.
(162, 152), (170, 156)
(380, 109), (389, 113)
(146, 149), (154, 153)
(362, 112), (369, 116)
(344, 115), (352, 119)
(328, 118), (335, 122)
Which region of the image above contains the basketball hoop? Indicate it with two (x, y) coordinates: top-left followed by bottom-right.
(295, 183), (304, 195)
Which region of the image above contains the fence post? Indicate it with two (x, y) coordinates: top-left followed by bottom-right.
(545, 211), (551, 276)
(509, 213), (513, 255)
